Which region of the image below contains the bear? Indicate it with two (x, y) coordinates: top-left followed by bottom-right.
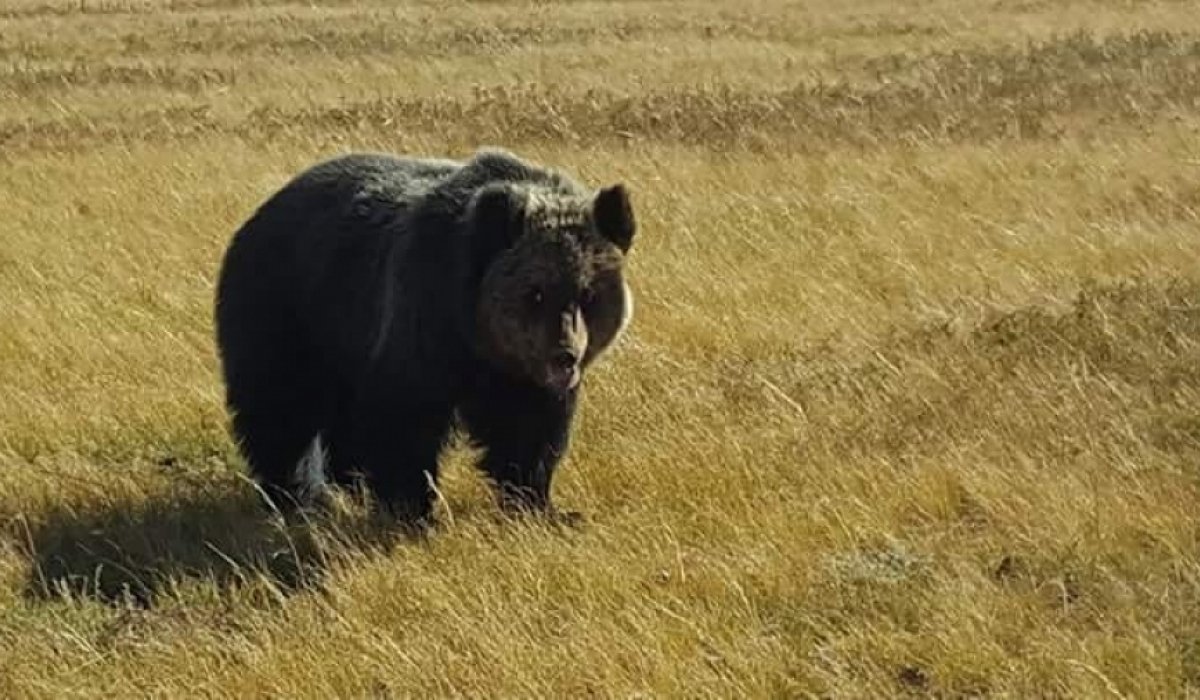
(214, 148), (636, 526)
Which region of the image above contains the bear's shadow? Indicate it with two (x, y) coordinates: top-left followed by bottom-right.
(17, 481), (407, 608)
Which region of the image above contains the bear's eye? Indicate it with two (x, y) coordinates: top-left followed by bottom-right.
(527, 287), (544, 307)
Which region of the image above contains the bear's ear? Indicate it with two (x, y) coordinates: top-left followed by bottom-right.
(593, 184), (635, 253)
(469, 184), (525, 259)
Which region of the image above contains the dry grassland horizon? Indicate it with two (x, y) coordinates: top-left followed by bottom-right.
(1, 0), (1200, 697)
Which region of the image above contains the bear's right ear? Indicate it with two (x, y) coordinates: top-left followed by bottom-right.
(593, 184), (635, 253)
(469, 184), (526, 260)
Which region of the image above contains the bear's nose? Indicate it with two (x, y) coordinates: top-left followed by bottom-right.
(552, 349), (579, 370)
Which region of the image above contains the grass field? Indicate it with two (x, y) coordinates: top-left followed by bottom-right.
(2, 0), (1200, 696)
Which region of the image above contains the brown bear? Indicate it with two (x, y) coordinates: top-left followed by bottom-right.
(214, 148), (636, 525)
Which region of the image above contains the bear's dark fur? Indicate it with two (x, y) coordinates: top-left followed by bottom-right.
(214, 148), (636, 524)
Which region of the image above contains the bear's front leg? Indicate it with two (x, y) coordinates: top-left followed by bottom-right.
(460, 386), (580, 522)
(343, 397), (454, 527)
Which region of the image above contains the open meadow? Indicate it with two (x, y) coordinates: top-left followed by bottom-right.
(2, 0), (1200, 696)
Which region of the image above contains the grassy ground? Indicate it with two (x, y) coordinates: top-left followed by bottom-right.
(2, 0), (1200, 696)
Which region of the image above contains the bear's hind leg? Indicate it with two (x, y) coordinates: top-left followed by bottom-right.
(225, 352), (328, 514)
(218, 266), (331, 515)
(232, 405), (325, 514)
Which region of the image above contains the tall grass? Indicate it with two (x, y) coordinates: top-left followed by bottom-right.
(2, 0), (1199, 696)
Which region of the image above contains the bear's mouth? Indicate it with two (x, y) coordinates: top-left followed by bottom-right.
(544, 365), (580, 394)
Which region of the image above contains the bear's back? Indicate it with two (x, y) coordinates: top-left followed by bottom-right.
(281, 153), (461, 225)
(273, 149), (581, 231)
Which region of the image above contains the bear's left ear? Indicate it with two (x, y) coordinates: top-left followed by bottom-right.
(593, 184), (636, 253)
(469, 184), (526, 262)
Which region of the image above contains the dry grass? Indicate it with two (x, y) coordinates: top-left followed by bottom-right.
(2, 0), (1200, 697)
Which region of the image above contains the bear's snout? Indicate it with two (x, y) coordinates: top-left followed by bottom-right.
(544, 344), (582, 394)
(545, 363), (581, 394)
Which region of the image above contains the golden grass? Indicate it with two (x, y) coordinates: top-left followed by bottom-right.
(2, 0), (1200, 696)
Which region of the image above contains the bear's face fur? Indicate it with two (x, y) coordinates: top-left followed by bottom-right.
(471, 183), (635, 394)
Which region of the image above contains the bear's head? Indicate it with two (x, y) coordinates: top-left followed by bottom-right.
(469, 182), (636, 395)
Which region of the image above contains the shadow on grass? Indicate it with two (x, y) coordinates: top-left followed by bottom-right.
(13, 477), (406, 608)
